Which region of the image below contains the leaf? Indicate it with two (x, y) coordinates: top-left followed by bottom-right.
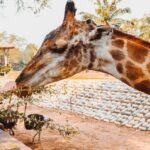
(110, 7), (131, 20)
(80, 0), (131, 26)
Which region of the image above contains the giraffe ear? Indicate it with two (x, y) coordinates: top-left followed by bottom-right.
(63, 0), (76, 23)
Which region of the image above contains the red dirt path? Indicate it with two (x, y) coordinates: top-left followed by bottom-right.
(1, 72), (150, 150)
(14, 104), (150, 150)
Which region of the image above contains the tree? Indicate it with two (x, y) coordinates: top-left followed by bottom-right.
(0, 0), (50, 14)
(23, 43), (38, 64)
(0, 32), (26, 48)
(8, 48), (22, 64)
(120, 15), (150, 42)
(80, 0), (131, 26)
(0, 32), (27, 68)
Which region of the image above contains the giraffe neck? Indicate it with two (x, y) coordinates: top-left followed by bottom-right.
(91, 29), (150, 94)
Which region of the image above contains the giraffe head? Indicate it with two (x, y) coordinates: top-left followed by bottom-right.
(16, 0), (112, 89)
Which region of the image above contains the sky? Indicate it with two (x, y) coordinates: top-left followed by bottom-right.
(0, 0), (149, 47)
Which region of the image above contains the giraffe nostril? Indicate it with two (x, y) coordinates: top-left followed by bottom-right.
(15, 73), (26, 84)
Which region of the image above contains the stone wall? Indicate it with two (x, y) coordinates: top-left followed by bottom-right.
(0, 130), (31, 150)
(33, 80), (150, 131)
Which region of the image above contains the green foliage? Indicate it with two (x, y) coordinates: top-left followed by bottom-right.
(23, 43), (38, 64)
(0, 86), (79, 143)
(0, 108), (23, 121)
(81, 0), (149, 41)
(48, 121), (79, 139)
(81, 0), (131, 26)
(0, 31), (39, 70)
(0, 0), (51, 14)
(0, 64), (12, 75)
(0, 32), (26, 49)
(120, 15), (150, 42)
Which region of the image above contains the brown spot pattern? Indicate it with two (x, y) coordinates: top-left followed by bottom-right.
(147, 63), (150, 73)
(135, 80), (150, 94)
(89, 33), (102, 41)
(90, 51), (96, 63)
(113, 29), (150, 49)
(126, 61), (144, 80)
(110, 49), (125, 61)
(70, 59), (78, 66)
(88, 50), (96, 69)
(88, 63), (93, 69)
(112, 39), (124, 48)
(97, 58), (111, 67)
(117, 63), (123, 74)
(120, 78), (130, 86)
(66, 44), (81, 59)
(127, 42), (148, 63)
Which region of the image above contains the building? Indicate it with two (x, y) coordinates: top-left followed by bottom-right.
(0, 43), (14, 66)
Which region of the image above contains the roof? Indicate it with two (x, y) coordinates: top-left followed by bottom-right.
(0, 43), (15, 49)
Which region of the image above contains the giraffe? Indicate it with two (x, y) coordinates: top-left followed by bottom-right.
(15, 0), (150, 95)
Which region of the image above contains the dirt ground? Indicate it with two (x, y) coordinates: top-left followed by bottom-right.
(1, 72), (150, 150)
(14, 104), (150, 150)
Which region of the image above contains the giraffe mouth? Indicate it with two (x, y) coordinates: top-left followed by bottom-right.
(15, 70), (47, 97)
(15, 60), (63, 89)
(15, 59), (46, 89)
(15, 68), (48, 89)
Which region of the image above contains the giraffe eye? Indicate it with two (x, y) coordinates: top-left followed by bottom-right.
(51, 44), (68, 54)
(51, 39), (68, 54)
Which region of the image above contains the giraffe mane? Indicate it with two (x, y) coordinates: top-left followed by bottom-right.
(113, 29), (150, 49)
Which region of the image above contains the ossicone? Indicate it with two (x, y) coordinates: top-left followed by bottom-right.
(63, 0), (76, 23)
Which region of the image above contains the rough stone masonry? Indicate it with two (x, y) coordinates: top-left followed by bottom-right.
(32, 79), (150, 131)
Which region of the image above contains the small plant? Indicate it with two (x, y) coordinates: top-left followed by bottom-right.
(47, 119), (79, 139)
(57, 124), (79, 139)
(0, 108), (23, 135)
(24, 113), (49, 143)
(0, 85), (79, 144)
(23, 113), (79, 143)
(0, 64), (12, 76)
